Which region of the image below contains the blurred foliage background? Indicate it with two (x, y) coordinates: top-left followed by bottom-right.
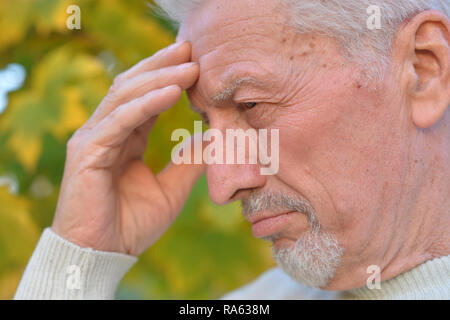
(0, 0), (274, 299)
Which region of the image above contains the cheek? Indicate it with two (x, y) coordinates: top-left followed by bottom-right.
(271, 73), (401, 231)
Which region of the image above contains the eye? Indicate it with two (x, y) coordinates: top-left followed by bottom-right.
(241, 102), (258, 109)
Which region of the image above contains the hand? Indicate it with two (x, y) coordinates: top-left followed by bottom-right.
(51, 41), (204, 256)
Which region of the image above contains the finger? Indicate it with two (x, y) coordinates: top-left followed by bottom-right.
(88, 62), (199, 125)
(91, 85), (182, 148)
(135, 115), (159, 143)
(156, 133), (207, 213)
(83, 41), (193, 130)
(115, 41), (192, 83)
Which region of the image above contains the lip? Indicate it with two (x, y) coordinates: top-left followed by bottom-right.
(249, 211), (298, 238)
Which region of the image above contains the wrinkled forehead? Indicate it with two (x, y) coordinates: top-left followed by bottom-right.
(176, 0), (291, 103)
(176, 0), (286, 62)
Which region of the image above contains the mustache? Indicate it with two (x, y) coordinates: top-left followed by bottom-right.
(241, 190), (319, 231)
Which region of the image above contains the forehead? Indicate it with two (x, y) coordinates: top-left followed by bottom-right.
(177, 0), (292, 104)
(177, 0), (285, 56)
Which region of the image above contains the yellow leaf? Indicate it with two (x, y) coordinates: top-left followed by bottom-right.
(7, 132), (42, 173)
(50, 87), (89, 140)
(0, 270), (23, 299)
(0, 0), (32, 48)
(0, 187), (40, 299)
(51, 0), (76, 34)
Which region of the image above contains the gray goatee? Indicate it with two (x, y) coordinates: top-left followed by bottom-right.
(242, 190), (344, 288)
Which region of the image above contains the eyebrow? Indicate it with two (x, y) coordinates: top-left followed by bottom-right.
(188, 76), (266, 115)
(211, 76), (265, 103)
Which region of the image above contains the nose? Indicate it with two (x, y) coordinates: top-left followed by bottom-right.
(205, 116), (267, 204)
(206, 162), (266, 205)
(201, 105), (268, 205)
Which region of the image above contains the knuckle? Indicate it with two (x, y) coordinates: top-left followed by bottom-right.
(106, 76), (128, 102)
(67, 132), (82, 152)
(108, 82), (121, 97)
(112, 73), (125, 86)
(108, 107), (128, 131)
(67, 128), (89, 151)
(102, 87), (121, 106)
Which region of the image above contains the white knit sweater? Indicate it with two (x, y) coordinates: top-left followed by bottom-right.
(14, 228), (450, 300)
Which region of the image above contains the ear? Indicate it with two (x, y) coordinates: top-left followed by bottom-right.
(396, 11), (450, 129)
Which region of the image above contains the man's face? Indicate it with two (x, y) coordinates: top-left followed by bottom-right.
(177, 0), (410, 289)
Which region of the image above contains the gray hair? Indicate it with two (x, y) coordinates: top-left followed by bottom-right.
(154, 0), (449, 81)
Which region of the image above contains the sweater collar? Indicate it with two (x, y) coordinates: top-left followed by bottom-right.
(341, 255), (450, 299)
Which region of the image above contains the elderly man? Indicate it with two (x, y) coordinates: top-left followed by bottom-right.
(15, 0), (449, 299)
